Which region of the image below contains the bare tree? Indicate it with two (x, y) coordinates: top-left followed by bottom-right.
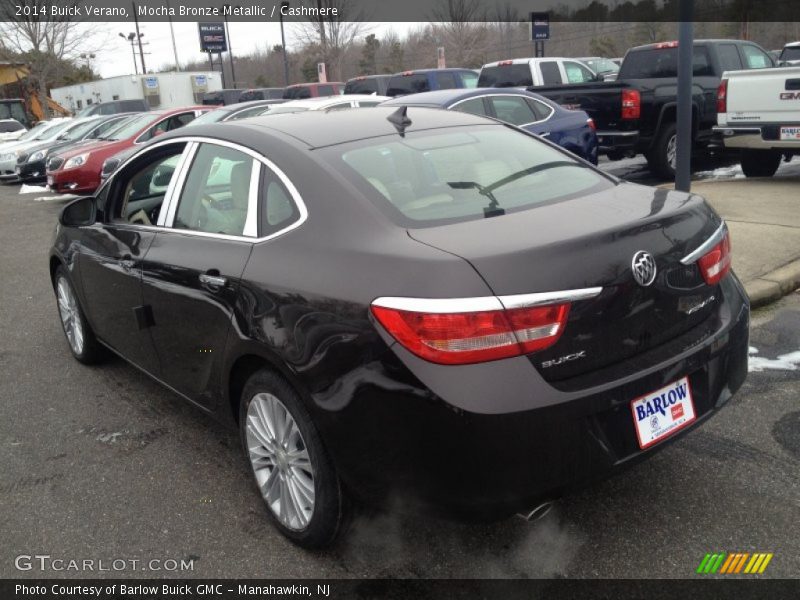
(0, 0), (102, 118)
(294, 0), (370, 81)
(429, 0), (490, 67)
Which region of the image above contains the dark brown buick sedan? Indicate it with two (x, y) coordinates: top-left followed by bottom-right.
(50, 107), (749, 547)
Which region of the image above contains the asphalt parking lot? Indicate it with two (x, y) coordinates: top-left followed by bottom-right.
(1, 175), (798, 579)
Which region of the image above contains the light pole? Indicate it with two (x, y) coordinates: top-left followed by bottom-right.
(280, 1), (290, 86)
(119, 32), (144, 75)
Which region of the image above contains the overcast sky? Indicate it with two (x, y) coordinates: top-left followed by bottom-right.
(93, 21), (421, 78)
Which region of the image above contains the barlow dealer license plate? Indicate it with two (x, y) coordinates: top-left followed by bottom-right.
(630, 376), (696, 449)
(780, 126), (800, 140)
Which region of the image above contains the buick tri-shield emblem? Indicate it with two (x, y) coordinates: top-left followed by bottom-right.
(632, 251), (657, 287)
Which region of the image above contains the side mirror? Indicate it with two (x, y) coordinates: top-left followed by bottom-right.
(60, 196), (96, 227)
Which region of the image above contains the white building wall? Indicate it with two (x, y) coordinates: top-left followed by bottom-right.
(51, 72), (222, 113)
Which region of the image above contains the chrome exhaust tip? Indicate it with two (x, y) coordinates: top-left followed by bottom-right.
(517, 501), (554, 522)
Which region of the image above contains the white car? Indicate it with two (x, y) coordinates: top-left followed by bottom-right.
(0, 119), (27, 142)
(713, 65), (800, 177)
(0, 118), (72, 179)
(255, 94), (390, 115)
(478, 57), (601, 88)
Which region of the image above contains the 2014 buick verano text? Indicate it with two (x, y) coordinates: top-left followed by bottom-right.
(49, 108), (749, 548)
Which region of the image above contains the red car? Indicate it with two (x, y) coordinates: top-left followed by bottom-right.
(47, 106), (210, 194)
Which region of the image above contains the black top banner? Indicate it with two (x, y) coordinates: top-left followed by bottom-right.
(2, 0), (799, 23)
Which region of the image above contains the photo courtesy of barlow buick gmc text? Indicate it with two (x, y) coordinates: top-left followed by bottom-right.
(0, 0), (799, 598)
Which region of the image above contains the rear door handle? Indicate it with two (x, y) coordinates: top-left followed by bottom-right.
(199, 273), (228, 288)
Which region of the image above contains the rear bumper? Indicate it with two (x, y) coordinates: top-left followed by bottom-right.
(596, 130), (639, 155)
(318, 273), (749, 518)
(713, 125), (800, 150)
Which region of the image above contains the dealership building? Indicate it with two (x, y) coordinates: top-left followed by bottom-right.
(50, 71), (222, 113)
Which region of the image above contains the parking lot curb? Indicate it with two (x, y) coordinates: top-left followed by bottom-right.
(745, 258), (800, 309)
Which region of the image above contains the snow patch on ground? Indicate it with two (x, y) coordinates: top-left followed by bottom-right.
(695, 164), (745, 180)
(19, 183), (49, 194)
(748, 346), (800, 372)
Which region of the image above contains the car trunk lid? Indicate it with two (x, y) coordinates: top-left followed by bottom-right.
(407, 182), (724, 381)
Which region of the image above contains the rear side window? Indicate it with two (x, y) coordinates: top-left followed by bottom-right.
(478, 65), (532, 87)
(387, 74), (430, 96)
(526, 98), (554, 120)
(317, 84), (334, 96)
(781, 47), (800, 62)
(260, 168), (301, 237)
(334, 126), (611, 227)
(539, 62), (562, 85)
(740, 45), (773, 69)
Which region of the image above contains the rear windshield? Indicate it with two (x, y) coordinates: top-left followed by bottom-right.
(331, 126), (611, 227)
(386, 74), (429, 96)
(780, 47), (800, 62)
(345, 79), (379, 94)
(618, 47), (714, 79)
(478, 65), (533, 87)
(284, 86), (312, 99)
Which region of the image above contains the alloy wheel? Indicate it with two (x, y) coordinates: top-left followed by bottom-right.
(667, 134), (677, 171)
(57, 277), (84, 355)
(245, 392), (315, 531)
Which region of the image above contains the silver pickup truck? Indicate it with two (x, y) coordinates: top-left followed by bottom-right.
(713, 65), (800, 177)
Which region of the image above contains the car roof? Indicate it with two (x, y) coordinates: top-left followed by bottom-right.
(286, 82), (344, 88)
(347, 74), (392, 81)
(481, 57), (578, 67)
(212, 105), (500, 149)
(392, 68), (476, 75)
(380, 88), (555, 107)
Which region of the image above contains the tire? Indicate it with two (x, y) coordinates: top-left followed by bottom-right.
(740, 149), (781, 178)
(645, 122), (679, 180)
(239, 368), (347, 548)
(53, 265), (105, 364)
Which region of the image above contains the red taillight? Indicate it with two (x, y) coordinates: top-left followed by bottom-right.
(697, 232), (732, 285)
(587, 118), (596, 131)
(621, 88), (640, 120)
(402, 71), (413, 76)
(655, 41), (679, 49)
(498, 60), (513, 66)
(371, 302), (571, 365)
(717, 78), (728, 114)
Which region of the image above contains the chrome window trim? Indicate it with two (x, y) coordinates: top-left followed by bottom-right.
(372, 287), (603, 314)
(450, 93), (555, 127)
(680, 222), (728, 265)
(100, 135), (308, 244)
(159, 141), (198, 227)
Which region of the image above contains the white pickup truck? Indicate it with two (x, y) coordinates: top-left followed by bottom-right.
(714, 66), (800, 177)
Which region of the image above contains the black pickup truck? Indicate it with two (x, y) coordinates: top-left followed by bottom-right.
(533, 39), (775, 178)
